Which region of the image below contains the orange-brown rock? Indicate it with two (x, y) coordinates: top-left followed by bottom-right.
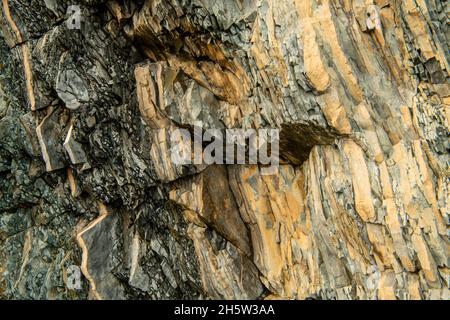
(0, 0), (448, 300)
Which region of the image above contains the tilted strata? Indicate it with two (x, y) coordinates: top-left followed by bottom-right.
(0, 0), (448, 300)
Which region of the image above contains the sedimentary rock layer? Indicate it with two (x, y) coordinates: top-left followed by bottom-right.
(0, 0), (448, 300)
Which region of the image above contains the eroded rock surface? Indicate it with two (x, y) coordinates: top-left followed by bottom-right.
(0, 0), (448, 300)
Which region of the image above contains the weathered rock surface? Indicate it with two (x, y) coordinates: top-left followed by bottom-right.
(0, 0), (448, 300)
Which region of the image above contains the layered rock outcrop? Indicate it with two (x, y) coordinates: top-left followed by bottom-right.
(0, 0), (448, 300)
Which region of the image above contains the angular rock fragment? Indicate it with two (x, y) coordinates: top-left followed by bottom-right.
(36, 108), (66, 172)
(188, 225), (264, 300)
(170, 165), (251, 256)
(63, 123), (87, 165)
(76, 204), (125, 300)
(56, 69), (90, 110)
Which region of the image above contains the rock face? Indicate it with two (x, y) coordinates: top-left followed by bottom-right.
(0, 0), (448, 300)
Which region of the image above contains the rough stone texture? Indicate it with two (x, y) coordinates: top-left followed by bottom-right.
(0, 0), (449, 300)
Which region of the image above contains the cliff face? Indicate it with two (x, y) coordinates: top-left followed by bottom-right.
(0, 0), (448, 300)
